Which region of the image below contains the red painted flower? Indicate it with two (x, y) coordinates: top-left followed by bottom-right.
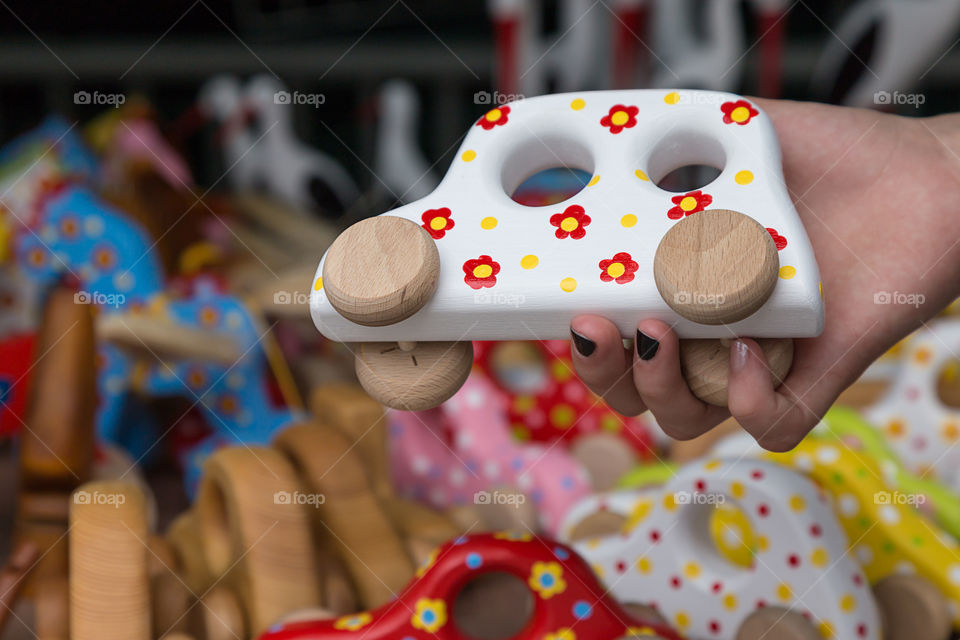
(463, 255), (500, 289)
(600, 104), (639, 134)
(599, 252), (638, 284)
(549, 205), (591, 239)
(766, 228), (787, 250)
(421, 207), (454, 239)
(667, 190), (713, 219)
(721, 99), (759, 126)
(476, 105), (510, 130)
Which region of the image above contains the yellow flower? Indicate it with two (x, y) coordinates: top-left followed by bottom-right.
(333, 612), (372, 630)
(545, 629), (576, 640)
(411, 598), (447, 633)
(529, 561), (566, 598)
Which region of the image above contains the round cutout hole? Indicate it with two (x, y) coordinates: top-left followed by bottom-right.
(645, 130), (726, 193)
(937, 359), (960, 409)
(453, 571), (533, 639)
(489, 341), (549, 395)
(511, 167), (592, 206)
(655, 164), (722, 193)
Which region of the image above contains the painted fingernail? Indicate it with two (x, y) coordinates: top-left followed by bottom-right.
(731, 339), (749, 372)
(570, 329), (596, 357)
(637, 330), (659, 361)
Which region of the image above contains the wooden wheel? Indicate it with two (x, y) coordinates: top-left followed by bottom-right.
(165, 511), (214, 595)
(654, 209), (779, 325)
(680, 338), (793, 406)
(873, 574), (951, 640)
(273, 422), (414, 608)
(188, 586), (245, 640)
(735, 606), (821, 640)
(69, 481), (151, 640)
(355, 340), (473, 410)
(196, 447), (323, 634)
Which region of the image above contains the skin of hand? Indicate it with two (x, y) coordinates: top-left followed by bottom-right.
(570, 98), (960, 451)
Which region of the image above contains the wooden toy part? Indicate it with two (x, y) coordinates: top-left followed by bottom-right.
(20, 286), (95, 489)
(873, 574), (952, 640)
(166, 511), (214, 595)
(384, 499), (463, 565)
(680, 337), (793, 406)
(654, 209), (779, 325)
(189, 586), (246, 640)
(69, 481), (151, 640)
(355, 340), (473, 411)
(566, 509), (628, 541)
(34, 575), (69, 640)
(669, 416), (743, 463)
(196, 446), (323, 634)
(273, 422), (414, 608)
(735, 607), (822, 640)
(0, 541), (39, 633)
(322, 216), (440, 327)
(96, 312), (242, 366)
(151, 568), (191, 639)
(571, 432), (639, 491)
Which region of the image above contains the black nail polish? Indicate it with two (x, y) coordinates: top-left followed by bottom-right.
(637, 330), (659, 361)
(570, 329), (596, 357)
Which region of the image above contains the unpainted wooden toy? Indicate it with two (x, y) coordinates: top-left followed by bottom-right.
(257, 533), (683, 640)
(311, 90), (823, 410)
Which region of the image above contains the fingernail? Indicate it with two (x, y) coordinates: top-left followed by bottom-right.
(637, 330), (659, 361)
(570, 329), (596, 357)
(731, 339), (749, 372)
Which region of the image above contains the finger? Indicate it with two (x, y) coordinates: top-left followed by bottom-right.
(727, 338), (827, 451)
(570, 315), (647, 416)
(631, 319), (728, 440)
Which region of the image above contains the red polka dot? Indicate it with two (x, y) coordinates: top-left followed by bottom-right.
(649, 530), (661, 543)
(757, 503), (770, 517)
(801, 611), (813, 621)
(711, 581), (723, 594)
(751, 470), (764, 480)
(694, 479), (707, 492)
(809, 524), (822, 537)
(670, 576), (682, 589)
(615, 560), (627, 573)
(857, 624), (868, 637)
(787, 554), (800, 568)
(708, 620), (721, 634)
(756, 599), (767, 609)
(853, 573), (864, 586)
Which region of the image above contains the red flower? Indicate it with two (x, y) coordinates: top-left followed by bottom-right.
(550, 205), (591, 239)
(599, 252), (638, 284)
(721, 99), (759, 126)
(667, 190), (713, 219)
(463, 255), (500, 289)
(766, 228), (787, 250)
(600, 104), (639, 134)
(476, 105), (510, 130)
(421, 207), (454, 239)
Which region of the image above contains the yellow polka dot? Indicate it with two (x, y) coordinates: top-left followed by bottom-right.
(473, 264), (493, 278)
(560, 277), (577, 292)
(485, 108), (502, 122)
(636, 557), (652, 573)
(704, 460), (721, 471)
(313, 277), (323, 291)
(818, 620), (835, 638)
(461, 149), (477, 162)
(560, 217), (579, 232)
(734, 170), (754, 185)
(789, 495), (806, 512)
(634, 169), (650, 181)
(779, 266), (797, 279)
(776, 582), (793, 601)
(607, 262), (626, 278)
(430, 216), (447, 230)
(570, 98), (586, 111)
(611, 111), (629, 126)
(757, 535), (770, 552)
(480, 216), (498, 230)
(722, 594), (738, 611)
(664, 91), (681, 105)
(819, 281), (823, 297)
(587, 175), (600, 187)
(679, 196), (698, 211)
(840, 594), (856, 612)
(683, 562), (700, 579)
(620, 214), (637, 228)
(810, 547), (829, 567)
(730, 481), (745, 499)
(731, 106), (751, 123)
(520, 254), (539, 270)
(663, 493), (677, 511)
(674, 612), (689, 629)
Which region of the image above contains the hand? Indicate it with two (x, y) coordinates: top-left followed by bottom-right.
(570, 99), (960, 451)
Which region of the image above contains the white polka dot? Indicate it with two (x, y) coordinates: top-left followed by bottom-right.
(895, 561), (915, 574)
(517, 474), (534, 490)
(855, 545), (873, 564)
(412, 457), (431, 475)
(449, 468), (466, 486)
(456, 433), (473, 449)
(104, 376), (125, 394)
(484, 461), (500, 479)
(225, 310), (243, 329)
(113, 271), (134, 292)
(227, 373), (246, 389)
(41, 226), (56, 242)
(465, 389), (485, 408)
(85, 216), (105, 237)
(948, 564), (960, 585)
(816, 446), (840, 464)
(879, 505), (900, 524)
(838, 494), (860, 517)
(794, 453), (814, 472)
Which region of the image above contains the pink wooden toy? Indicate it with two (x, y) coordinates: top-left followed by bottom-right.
(389, 373), (591, 534)
(257, 533), (683, 640)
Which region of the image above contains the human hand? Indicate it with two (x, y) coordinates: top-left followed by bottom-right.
(570, 98), (960, 450)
